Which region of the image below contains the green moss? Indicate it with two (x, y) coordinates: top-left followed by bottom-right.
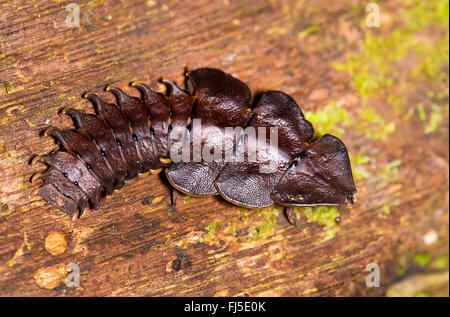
(302, 206), (340, 240)
(334, 0), (449, 139)
(431, 255), (448, 269)
(388, 94), (407, 114)
(424, 103), (449, 134)
(350, 154), (372, 181)
(401, 0), (449, 31)
(224, 222), (236, 236)
(365, 158), (402, 197)
(336, 0), (449, 101)
(202, 219), (222, 243)
(413, 253), (431, 267)
(406, 98), (449, 135)
(353, 154), (371, 165)
(397, 252), (444, 271)
(249, 207), (279, 240)
(204, 219), (221, 233)
(356, 107), (396, 141)
(398, 255), (408, 266)
(353, 166), (371, 181)
(183, 195), (191, 204)
(395, 267), (406, 277)
(304, 100), (351, 139)
(379, 159), (402, 183)
(417, 103), (427, 121)
(293, 207), (301, 221)
(297, 26), (319, 39)
(333, 30), (403, 104)
(237, 208), (251, 224)
(419, 36), (449, 81)
(378, 205), (391, 219)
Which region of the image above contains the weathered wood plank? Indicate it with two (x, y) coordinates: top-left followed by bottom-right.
(0, 0), (448, 296)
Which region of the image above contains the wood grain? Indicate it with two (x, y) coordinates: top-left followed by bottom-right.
(0, 0), (448, 296)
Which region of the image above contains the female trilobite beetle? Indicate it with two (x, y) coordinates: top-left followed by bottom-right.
(30, 68), (356, 221)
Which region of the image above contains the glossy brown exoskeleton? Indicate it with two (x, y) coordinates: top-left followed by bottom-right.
(31, 68), (356, 220)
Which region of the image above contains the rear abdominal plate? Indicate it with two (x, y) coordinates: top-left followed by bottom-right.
(34, 168), (88, 218)
(271, 134), (356, 206)
(36, 183), (79, 220)
(166, 68), (252, 196)
(215, 91), (314, 208)
(45, 129), (115, 194)
(35, 151), (103, 209)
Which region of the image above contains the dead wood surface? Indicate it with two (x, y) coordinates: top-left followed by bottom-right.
(0, 0), (448, 296)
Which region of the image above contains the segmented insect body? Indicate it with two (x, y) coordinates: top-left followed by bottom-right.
(31, 68), (356, 220)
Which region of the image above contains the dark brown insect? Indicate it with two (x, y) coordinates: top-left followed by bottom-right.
(30, 68), (356, 220)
